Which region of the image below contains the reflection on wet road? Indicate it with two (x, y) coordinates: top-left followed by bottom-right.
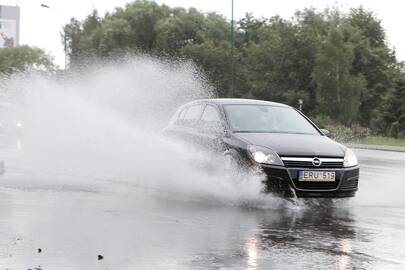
(0, 148), (405, 269)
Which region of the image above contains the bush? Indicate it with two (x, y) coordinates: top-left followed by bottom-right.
(312, 115), (333, 127)
(312, 115), (371, 142)
(325, 124), (371, 142)
(388, 121), (399, 138)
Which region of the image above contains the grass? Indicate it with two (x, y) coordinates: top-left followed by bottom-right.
(358, 136), (405, 147)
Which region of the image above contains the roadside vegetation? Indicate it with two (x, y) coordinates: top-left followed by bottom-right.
(0, 0), (404, 145)
(0, 45), (55, 75)
(60, 0), (405, 141)
(357, 137), (405, 147)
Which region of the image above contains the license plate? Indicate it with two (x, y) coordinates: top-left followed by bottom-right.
(298, 171), (336, 182)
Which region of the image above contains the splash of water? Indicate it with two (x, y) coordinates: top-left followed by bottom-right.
(0, 56), (288, 208)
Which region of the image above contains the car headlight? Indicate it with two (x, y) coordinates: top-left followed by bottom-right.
(343, 148), (358, 167)
(247, 145), (283, 166)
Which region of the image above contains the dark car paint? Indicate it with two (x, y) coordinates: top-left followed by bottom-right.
(233, 133), (346, 157)
(164, 99), (359, 198)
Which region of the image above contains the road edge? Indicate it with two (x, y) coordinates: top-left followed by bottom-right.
(346, 143), (405, 153)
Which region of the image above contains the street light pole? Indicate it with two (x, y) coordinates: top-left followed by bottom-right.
(229, 0), (235, 98)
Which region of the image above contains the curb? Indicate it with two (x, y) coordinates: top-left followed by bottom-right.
(346, 143), (405, 153)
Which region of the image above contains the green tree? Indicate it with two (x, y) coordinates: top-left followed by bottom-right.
(372, 73), (405, 138)
(62, 18), (85, 66)
(313, 25), (365, 125)
(0, 45), (54, 75)
(61, 1), (405, 135)
(243, 17), (300, 102)
(180, 13), (231, 96)
(348, 7), (396, 127)
(154, 8), (205, 54)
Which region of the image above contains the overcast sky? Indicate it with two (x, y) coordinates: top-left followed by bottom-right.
(2, 0), (405, 67)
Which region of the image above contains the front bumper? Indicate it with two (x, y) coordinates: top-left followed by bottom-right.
(261, 165), (359, 198)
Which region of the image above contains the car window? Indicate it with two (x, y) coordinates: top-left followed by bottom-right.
(224, 105), (319, 134)
(175, 107), (187, 124)
(201, 105), (221, 123)
(200, 105), (223, 133)
(182, 104), (203, 126)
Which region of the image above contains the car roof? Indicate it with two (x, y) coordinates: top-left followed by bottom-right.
(188, 98), (290, 107)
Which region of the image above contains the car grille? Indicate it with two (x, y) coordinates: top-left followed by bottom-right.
(281, 157), (344, 168)
(293, 179), (340, 190)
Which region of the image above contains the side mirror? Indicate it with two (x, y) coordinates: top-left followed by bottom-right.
(320, 129), (330, 137)
(223, 129), (231, 138)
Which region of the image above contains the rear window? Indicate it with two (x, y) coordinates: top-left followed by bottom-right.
(176, 104), (203, 126)
(201, 105), (221, 123)
(177, 108), (187, 121)
(184, 105), (202, 120)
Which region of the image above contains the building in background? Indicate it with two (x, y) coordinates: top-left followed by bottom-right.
(0, 5), (20, 48)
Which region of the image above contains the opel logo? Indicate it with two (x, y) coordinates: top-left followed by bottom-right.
(312, 157), (322, 167)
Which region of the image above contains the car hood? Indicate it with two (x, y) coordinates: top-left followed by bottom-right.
(234, 132), (346, 157)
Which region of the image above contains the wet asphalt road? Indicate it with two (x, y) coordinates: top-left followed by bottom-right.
(0, 148), (405, 269)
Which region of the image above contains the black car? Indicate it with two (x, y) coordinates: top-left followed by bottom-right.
(164, 98), (359, 198)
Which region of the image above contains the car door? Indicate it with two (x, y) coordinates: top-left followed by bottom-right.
(197, 103), (226, 152)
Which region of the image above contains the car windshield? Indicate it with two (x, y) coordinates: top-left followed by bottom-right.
(224, 104), (320, 134)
